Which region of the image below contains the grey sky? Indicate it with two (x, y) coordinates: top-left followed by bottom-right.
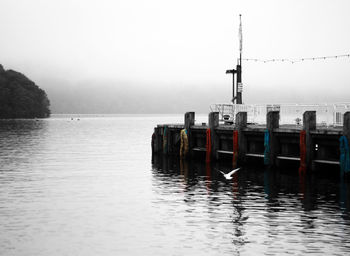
(1, 0), (349, 113)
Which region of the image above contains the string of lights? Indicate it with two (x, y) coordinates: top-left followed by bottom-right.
(242, 54), (350, 64)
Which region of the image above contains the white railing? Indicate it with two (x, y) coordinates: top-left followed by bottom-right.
(209, 103), (350, 126)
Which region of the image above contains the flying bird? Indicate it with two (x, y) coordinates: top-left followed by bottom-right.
(216, 168), (240, 180)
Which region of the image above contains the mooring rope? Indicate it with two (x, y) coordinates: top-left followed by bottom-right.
(339, 135), (350, 174)
(264, 130), (270, 165)
(206, 128), (212, 163)
(180, 129), (189, 157)
(233, 130), (239, 167)
(299, 130), (307, 172)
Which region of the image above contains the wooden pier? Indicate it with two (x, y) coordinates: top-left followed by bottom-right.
(152, 111), (350, 173)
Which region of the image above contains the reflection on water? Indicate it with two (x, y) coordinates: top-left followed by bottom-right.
(1, 116), (350, 256)
(0, 120), (48, 171)
(152, 154), (350, 255)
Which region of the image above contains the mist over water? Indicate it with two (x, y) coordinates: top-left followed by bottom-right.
(0, 115), (350, 255)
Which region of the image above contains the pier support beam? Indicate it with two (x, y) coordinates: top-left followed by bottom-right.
(341, 112), (350, 174)
(266, 111), (279, 167)
(209, 112), (219, 160)
(153, 127), (160, 153)
(162, 125), (168, 155)
(185, 112), (195, 130)
(166, 126), (173, 155)
(303, 111), (316, 170)
(184, 112), (195, 156)
(235, 112), (247, 164)
(343, 112), (350, 141)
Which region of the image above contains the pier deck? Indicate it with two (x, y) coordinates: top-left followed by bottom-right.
(152, 111), (350, 173)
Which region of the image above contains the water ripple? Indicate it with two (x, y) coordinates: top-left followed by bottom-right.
(1, 117), (350, 255)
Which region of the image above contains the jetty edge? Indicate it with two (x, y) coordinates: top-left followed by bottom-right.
(152, 111), (350, 175)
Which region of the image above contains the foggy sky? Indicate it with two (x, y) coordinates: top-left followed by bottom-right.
(1, 0), (349, 114)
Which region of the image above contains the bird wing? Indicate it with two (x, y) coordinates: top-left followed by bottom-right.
(227, 168), (240, 176)
(219, 170), (226, 176)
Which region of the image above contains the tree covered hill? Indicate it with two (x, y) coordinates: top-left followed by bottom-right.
(0, 64), (50, 118)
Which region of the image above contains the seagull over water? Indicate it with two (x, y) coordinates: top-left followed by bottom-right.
(216, 168), (241, 180)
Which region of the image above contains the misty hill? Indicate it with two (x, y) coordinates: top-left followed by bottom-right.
(0, 64), (50, 118)
(43, 79), (225, 114)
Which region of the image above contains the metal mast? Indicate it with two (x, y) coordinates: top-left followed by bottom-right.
(236, 14), (243, 104)
(226, 15), (243, 104)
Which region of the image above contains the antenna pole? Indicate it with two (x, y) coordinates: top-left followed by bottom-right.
(226, 69), (236, 103)
(236, 14), (243, 104)
(226, 15), (243, 104)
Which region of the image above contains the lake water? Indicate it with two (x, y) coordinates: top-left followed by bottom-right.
(1, 115), (350, 255)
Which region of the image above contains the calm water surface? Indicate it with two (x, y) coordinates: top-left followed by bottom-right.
(0, 115), (350, 255)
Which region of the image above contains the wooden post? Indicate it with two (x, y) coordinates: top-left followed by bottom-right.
(303, 111), (316, 131)
(235, 112), (247, 163)
(184, 112), (195, 155)
(156, 126), (163, 154)
(184, 112), (195, 130)
(153, 127), (159, 153)
(266, 111), (279, 166)
(163, 125), (168, 155)
(209, 112), (219, 160)
(341, 112), (350, 175)
(303, 111), (316, 170)
(267, 111), (279, 130)
(167, 127), (172, 155)
(343, 112), (350, 141)
(158, 126), (164, 154)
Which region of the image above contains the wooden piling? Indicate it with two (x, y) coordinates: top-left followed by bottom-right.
(303, 111), (316, 170)
(266, 111), (279, 166)
(343, 112), (350, 141)
(185, 112), (195, 130)
(155, 127), (162, 154)
(152, 127), (158, 153)
(340, 111), (350, 174)
(162, 125), (168, 155)
(208, 112), (219, 160)
(166, 126), (173, 155)
(303, 111), (316, 131)
(184, 112), (195, 156)
(267, 111), (279, 130)
(235, 112), (247, 164)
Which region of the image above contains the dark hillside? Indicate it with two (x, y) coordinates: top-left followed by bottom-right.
(0, 64), (50, 118)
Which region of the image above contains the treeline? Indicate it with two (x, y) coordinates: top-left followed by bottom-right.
(0, 64), (50, 118)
